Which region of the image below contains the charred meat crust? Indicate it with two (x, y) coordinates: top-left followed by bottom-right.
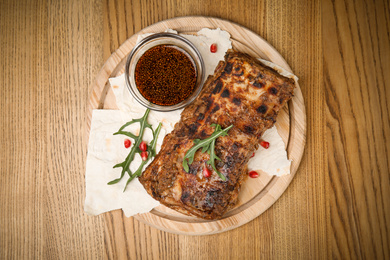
(139, 50), (295, 220)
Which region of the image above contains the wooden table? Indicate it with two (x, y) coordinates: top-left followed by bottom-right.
(1, 0), (388, 259)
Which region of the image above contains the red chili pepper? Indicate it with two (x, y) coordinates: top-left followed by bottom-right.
(260, 141), (270, 149)
(139, 141), (147, 151)
(248, 171), (259, 178)
(124, 139), (131, 148)
(141, 151), (148, 161)
(203, 167), (211, 178)
(210, 43), (217, 53)
(251, 152), (255, 158)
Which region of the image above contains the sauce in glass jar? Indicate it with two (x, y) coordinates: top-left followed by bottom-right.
(134, 45), (197, 106)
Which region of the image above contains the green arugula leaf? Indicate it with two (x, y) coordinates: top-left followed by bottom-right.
(182, 124), (233, 181)
(122, 123), (162, 192)
(108, 109), (162, 191)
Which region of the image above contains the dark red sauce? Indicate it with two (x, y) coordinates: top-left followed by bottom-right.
(135, 45), (197, 106)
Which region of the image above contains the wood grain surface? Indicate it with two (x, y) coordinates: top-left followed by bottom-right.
(0, 0), (388, 259)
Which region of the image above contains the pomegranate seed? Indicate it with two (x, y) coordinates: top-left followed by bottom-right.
(203, 167), (211, 178)
(210, 43), (217, 53)
(141, 151), (148, 161)
(251, 152), (255, 158)
(249, 171), (259, 178)
(124, 139), (131, 148)
(260, 141), (270, 149)
(139, 141), (147, 151)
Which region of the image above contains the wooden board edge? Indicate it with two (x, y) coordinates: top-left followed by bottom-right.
(85, 16), (307, 235)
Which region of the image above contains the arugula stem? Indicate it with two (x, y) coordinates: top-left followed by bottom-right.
(108, 109), (161, 191)
(182, 124), (233, 181)
(122, 123), (162, 191)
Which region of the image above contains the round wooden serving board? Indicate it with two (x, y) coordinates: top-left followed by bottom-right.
(87, 16), (306, 235)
